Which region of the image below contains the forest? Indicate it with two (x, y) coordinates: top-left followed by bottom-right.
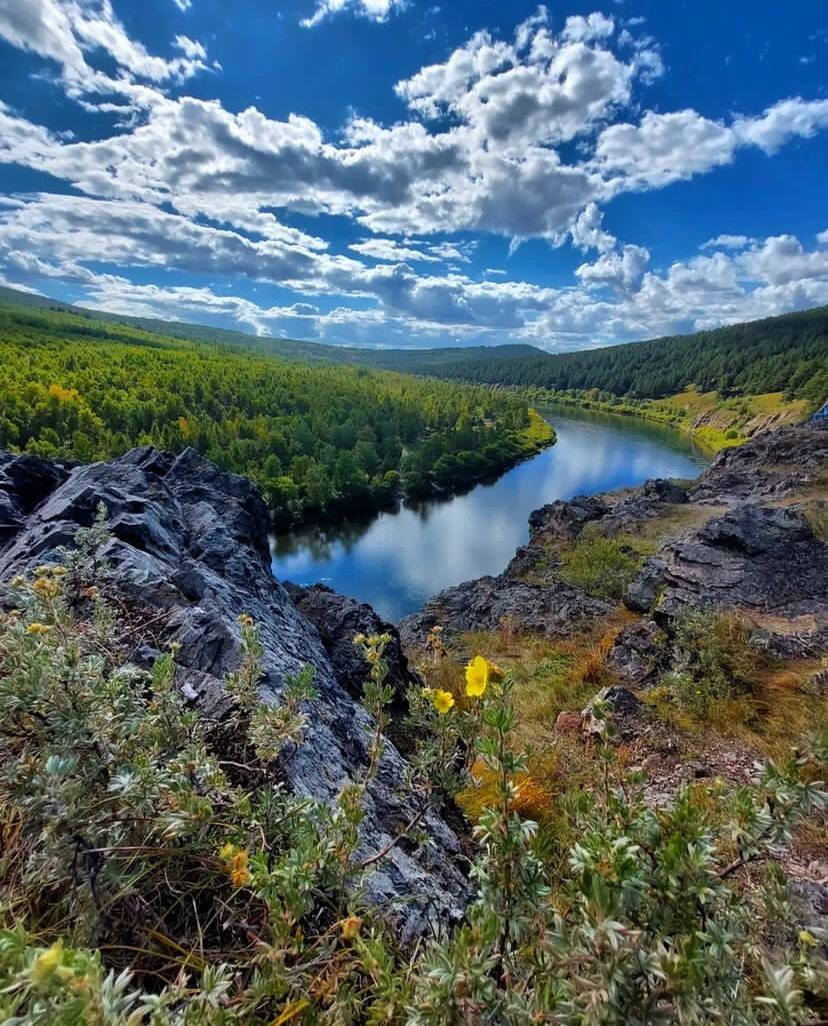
(357, 306), (828, 405)
(0, 303), (553, 526)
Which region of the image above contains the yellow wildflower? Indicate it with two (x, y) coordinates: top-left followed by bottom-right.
(219, 842), (251, 887)
(230, 850), (251, 887)
(799, 929), (817, 948)
(340, 915), (362, 940)
(10, 575), (26, 588)
(237, 613), (254, 627)
(464, 656), (489, 698)
(31, 941), (63, 983)
(353, 632), (367, 645)
(34, 565), (52, 578)
(50, 565), (67, 577)
(430, 689), (455, 715)
(26, 622), (51, 636)
(32, 577), (60, 599)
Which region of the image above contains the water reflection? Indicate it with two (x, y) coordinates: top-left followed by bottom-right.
(271, 404), (709, 621)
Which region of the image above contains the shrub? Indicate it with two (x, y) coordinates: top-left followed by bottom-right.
(664, 608), (760, 719)
(1, 529), (826, 1024)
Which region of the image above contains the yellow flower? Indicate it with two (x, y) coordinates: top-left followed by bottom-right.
(799, 929), (817, 948)
(31, 941), (63, 983)
(353, 632), (367, 645)
(10, 575), (26, 588)
(32, 577), (60, 599)
(237, 613), (254, 627)
(26, 622), (51, 636)
(464, 656), (489, 698)
(340, 915), (362, 940)
(430, 689), (455, 715)
(219, 842), (251, 887)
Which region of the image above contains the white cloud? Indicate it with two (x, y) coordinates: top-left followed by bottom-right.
(575, 243), (649, 291)
(567, 201), (616, 252)
(0, 6), (827, 350)
(301, 0), (403, 29)
(701, 234), (754, 250)
(172, 0), (191, 10)
(818, 229), (828, 245)
(0, 0), (209, 111)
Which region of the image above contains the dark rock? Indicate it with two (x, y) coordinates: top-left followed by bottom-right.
(581, 686), (643, 740)
(283, 582), (417, 713)
(656, 504), (828, 620)
(607, 620), (668, 689)
(689, 422), (827, 504)
(624, 558), (668, 613)
(400, 573), (610, 648)
(0, 447), (470, 939)
(0, 452), (71, 544)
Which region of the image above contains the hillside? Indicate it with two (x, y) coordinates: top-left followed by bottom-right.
(365, 307), (828, 406)
(0, 301), (553, 527)
(4, 285), (825, 407)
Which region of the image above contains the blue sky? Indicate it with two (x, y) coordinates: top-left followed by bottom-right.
(0, 0), (826, 350)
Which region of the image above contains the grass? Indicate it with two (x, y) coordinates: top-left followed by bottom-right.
(557, 532), (655, 599)
(522, 406), (556, 449)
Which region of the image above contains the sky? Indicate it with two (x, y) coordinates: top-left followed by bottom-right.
(0, 0), (826, 351)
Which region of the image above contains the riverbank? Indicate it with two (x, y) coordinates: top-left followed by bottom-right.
(402, 419), (827, 877)
(519, 385), (814, 453)
(272, 403), (704, 620)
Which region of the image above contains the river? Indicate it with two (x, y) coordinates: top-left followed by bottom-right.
(271, 403), (710, 621)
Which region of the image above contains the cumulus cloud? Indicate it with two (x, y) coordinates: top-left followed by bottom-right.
(301, 0), (403, 29)
(575, 243), (649, 291)
(0, 0), (209, 110)
(0, 4), (827, 349)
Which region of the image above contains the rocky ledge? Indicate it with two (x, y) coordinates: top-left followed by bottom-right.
(0, 446), (470, 941)
(402, 420), (827, 670)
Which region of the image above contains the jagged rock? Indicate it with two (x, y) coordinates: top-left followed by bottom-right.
(0, 452), (72, 544)
(624, 558), (668, 613)
(0, 446), (470, 939)
(656, 504), (828, 620)
(607, 620), (668, 689)
(283, 582), (417, 713)
(689, 421), (827, 504)
(400, 573), (610, 648)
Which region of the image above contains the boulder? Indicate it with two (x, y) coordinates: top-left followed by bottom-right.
(656, 504), (828, 620)
(607, 620), (668, 689)
(400, 573), (610, 648)
(0, 447), (470, 939)
(282, 581), (417, 713)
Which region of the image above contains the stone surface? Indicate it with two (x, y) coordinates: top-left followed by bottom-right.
(689, 421), (827, 504)
(0, 451), (72, 544)
(655, 504), (828, 620)
(283, 581), (418, 715)
(0, 446), (470, 939)
(400, 573), (610, 648)
(607, 620), (668, 689)
(581, 686), (643, 740)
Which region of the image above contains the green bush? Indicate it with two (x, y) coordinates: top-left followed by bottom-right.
(558, 533), (654, 600)
(1, 526), (826, 1024)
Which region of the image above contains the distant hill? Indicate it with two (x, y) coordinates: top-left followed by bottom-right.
(1, 284), (824, 403)
(0, 285), (543, 367)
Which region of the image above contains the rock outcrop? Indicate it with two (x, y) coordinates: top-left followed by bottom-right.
(0, 446), (470, 940)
